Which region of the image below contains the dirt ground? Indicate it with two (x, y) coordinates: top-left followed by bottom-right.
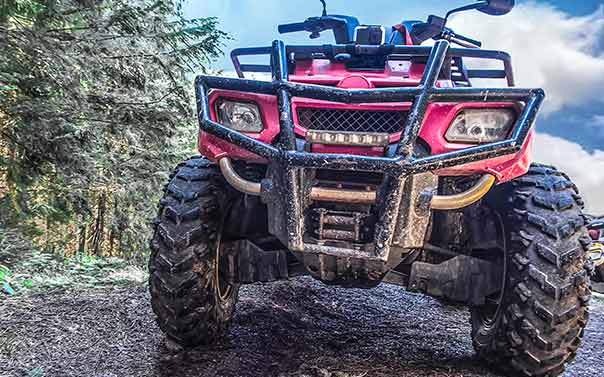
(1, 277), (603, 377)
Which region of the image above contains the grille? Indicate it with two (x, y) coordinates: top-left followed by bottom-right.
(297, 108), (408, 134)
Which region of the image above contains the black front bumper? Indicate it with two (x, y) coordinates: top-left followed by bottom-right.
(194, 40), (544, 282)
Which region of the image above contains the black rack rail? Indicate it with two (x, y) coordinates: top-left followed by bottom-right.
(230, 42), (516, 86)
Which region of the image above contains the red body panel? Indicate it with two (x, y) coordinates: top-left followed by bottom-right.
(417, 102), (532, 182)
(198, 60), (532, 183)
(288, 59), (426, 86)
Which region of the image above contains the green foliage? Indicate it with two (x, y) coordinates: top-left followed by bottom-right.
(14, 251), (147, 291)
(0, 0), (227, 259)
(0, 264), (14, 294)
(0, 264), (8, 281)
(0, 226), (32, 293)
(27, 367), (44, 377)
(0, 227), (146, 294)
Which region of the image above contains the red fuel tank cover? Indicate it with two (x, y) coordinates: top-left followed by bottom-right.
(337, 75), (374, 89)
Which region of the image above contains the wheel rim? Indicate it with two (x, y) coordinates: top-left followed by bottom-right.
(478, 212), (508, 328)
(214, 222), (233, 302)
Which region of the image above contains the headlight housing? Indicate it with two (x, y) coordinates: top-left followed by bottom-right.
(216, 99), (263, 133)
(445, 108), (516, 144)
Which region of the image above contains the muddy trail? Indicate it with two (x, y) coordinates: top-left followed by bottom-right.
(1, 277), (603, 377)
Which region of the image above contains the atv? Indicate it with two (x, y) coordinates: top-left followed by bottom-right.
(148, 1), (593, 376)
(588, 218), (604, 285)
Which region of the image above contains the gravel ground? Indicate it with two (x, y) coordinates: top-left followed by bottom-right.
(1, 277), (603, 377)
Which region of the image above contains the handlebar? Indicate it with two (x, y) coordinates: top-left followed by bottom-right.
(279, 15), (482, 48)
(277, 16), (359, 44)
(410, 18), (482, 48)
(447, 31), (482, 48)
(278, 22), (308, 34)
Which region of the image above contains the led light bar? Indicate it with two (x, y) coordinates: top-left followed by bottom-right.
(306, 130), (390, 147)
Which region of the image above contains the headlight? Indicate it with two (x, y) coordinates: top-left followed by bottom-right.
(445, 108), (516, 144)
(216, 99), (263, 133)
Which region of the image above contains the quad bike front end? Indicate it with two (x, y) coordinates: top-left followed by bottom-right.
(194, 40), (543, 289)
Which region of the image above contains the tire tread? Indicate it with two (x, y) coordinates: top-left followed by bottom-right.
(148, 156), (238, 347)
(472, 163), (591, 377)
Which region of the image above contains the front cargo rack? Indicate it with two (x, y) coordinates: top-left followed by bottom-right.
(230, 42), (516, 86)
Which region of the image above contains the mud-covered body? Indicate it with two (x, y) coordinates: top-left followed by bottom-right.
(194, 38), (543, 286)
(201, 46), (533, 182)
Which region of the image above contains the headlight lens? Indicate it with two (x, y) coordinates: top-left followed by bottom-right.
(445, 108), (516, 144)
(216, 99), (263, 133)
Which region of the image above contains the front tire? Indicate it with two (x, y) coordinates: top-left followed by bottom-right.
(149, 157), (239, 347)
(471, 164), (591, 377)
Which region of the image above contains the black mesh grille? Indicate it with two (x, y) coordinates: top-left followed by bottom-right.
(297, 108), (408, 134)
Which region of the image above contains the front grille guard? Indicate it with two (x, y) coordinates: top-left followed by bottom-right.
(194, 40), (544, 260)
(196, 40), (543, 175)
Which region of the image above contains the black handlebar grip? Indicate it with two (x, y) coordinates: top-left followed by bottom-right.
(278, 22), (307, 34)
(453, 33), (482, 48)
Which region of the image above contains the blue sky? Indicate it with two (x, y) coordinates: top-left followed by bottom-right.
(184, 0), (604, 212)
(184, 1), (604, 68)
(551, 0), (603, 14)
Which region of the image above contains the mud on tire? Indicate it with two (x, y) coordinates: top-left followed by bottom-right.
(471, 164), (592, 377)
(149, 156), (239, 347)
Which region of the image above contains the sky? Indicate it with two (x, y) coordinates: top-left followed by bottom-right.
(184, 0), (604, 213)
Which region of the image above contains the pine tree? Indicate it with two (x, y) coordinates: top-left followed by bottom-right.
(0, 0), (227, 260)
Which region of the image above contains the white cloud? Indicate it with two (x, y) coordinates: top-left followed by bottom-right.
(585, 115), (604, 138)
(450, 2), (604, 115)
(534, 133), (604, 214)
(592, 115), (604, 126)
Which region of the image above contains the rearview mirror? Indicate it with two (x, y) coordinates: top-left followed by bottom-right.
(445, 0), (515, 23)
(478, 0), (515, 16)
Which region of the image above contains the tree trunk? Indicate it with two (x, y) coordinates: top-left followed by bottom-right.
(91, 191), (106, 256)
